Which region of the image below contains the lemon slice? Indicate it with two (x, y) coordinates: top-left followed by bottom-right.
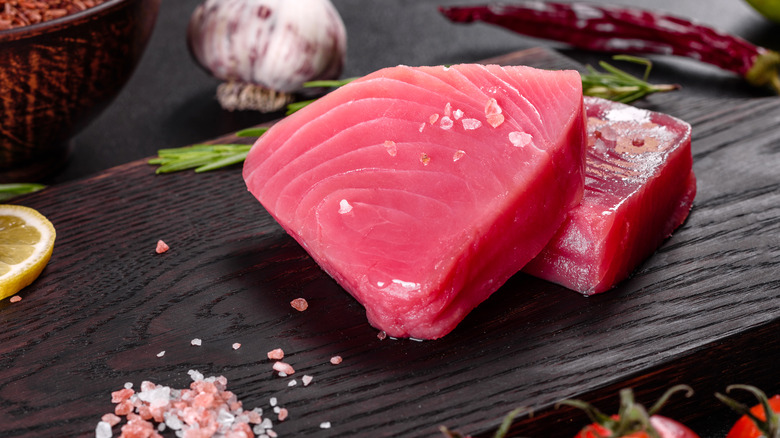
(0, 205), (56, 300)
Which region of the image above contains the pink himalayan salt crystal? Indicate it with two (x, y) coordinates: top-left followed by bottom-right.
(155, 240), (169, 254)
(278, 407), (289, 421)
(509, 131), (533, 148)
(384, 140), (397, 157)
(290, 298), (308, 311)
(101, 413), (122, 426)
(267, 348), (284, 360)
(111, 387), (134, 403)
(485, 97), (505, 128)
(302, 375), (313, 386)
(330, 355), (343, 365)
(9, 295), (21, 303)
(232, 342), (241, 350)
(273, 361), (295, 375)
(377, 331), (387, 340)
(443, 102), (452, 117)
(453, 108), (464, 120)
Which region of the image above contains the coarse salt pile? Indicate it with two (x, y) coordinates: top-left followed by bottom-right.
(96, 370), (276, 438)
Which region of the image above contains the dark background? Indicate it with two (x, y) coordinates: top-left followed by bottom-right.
(41, 1), (780, 435)
(54, 0), (780, 185)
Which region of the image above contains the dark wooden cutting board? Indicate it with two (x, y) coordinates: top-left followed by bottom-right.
(1, 48), (779, 438)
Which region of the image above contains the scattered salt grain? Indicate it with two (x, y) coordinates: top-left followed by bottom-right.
(453, 109), (464, 120)
(124, 382), (133, 389)
(267, 348), (285, 360)
(420, 153), (431, 166)
(459, 116), (481, 131)
(320, 421), (332, 429)
(187, 369), (204, 381)
(9, 295), (21, 303)
(377, 331), (387, 340)
(419, 122), (426, 133)
(288, 379), (297, 387)
(453, 150), (466, 162)
(269, 397), (278, 407)
(273, 361), (295, 375)
(232, 342), (241, 350)
(155, 240), (169, 254)
(443, 102), (452, 117)
(429, 113), (439, 124)
(95, 420), (112, 438)
(156, 351), (165, 358)
(487, 113), (505, 128)
(384, 140), (397, 157)
(290, 297), (308, 311)
(190, 338), (202, 346)
(338, 199), (353, 214)
(302, 375), (313, 386)
(330, 355), (343, 365)
(509, 131), (533, 148)
(278, 408), (289, 421)
(273, 406), (281, 414)
(268, 429), (279, 437)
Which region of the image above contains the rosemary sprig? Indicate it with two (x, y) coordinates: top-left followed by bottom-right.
(0, 183), (46, 201)
(581, 55), (678, 103)
(150, 59), (676, 174)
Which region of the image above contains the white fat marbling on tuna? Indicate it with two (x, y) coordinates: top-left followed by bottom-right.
(338, 199), (353, 214)
(462, 118), (482, 131)
(509, 131), (533, 148)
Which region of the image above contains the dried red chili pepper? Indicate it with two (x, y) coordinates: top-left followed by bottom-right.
(439, 1), (780, 94)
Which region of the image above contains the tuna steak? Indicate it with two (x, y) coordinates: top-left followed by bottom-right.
(243, 64), (586, 339)
(524, 97), (696, 295)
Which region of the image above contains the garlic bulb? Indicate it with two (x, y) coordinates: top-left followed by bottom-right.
(187, 0), (347, 112)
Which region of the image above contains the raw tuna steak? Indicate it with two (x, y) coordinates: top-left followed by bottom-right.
(243, 64), (586, 339)
(524, 97), (696, 295)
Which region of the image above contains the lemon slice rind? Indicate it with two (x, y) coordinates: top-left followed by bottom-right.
(0, 205), (56, 301)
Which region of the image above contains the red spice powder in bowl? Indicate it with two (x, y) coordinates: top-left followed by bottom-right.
(0, 1), (108, 30)
(0, 0), (160, 182)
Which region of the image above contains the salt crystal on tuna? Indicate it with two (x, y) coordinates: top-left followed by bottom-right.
(453, 150), (466, 162)
(439, 116), (454, 130)
(338, 199), (352, 214)
(509, 131), (533, 148)
(384, 140), (397, 157)
(462, 118), (482, 130)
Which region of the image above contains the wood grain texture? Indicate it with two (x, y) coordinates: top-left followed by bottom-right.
(1, 49), (778, 438)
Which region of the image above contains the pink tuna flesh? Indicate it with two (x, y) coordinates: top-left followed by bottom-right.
(524, 97), (696, 295)
(243, 64), (586, 339)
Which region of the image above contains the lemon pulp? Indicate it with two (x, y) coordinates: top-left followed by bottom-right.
(0, 205), (56, 300)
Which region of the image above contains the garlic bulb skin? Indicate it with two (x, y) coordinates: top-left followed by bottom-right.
(188, 0), (347, 112)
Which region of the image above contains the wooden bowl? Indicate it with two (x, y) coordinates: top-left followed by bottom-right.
(0, 0), (161, 182)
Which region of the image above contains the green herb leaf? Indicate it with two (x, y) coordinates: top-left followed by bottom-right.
(149, 144), (252, 174)
(581, 56), (678, 103)
(0, 183), (46, 201)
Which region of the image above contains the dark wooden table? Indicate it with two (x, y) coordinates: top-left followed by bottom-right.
(2, 1), (780, 437)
